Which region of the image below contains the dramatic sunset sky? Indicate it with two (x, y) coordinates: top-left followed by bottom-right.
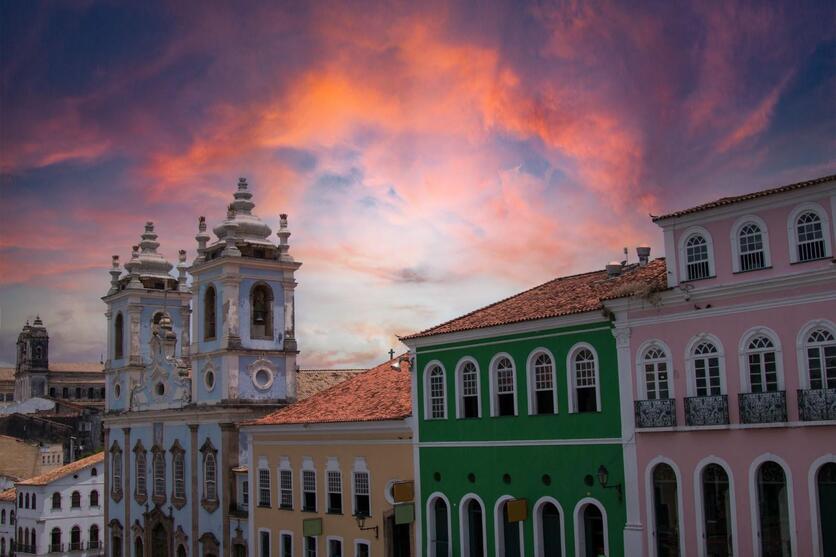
(1, 1), (834, 368)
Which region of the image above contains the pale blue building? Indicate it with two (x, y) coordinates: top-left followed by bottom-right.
(103, 178), (301, 557)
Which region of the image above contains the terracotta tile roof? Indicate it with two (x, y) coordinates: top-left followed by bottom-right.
(0, 488), (15, 502)
(48, 362), (103, 373)
(0, 434), (39, 447)
(249, 356), (411, 426)
(296, 369), (366, 400)
(18, 452), (103, 486)
(652, 174), (836, 222)
(402, 259), (668, 340)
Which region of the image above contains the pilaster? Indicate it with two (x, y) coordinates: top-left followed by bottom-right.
(128, 304), (142, 365)
(220, 422), (237, 556)
(221, 276), (241, 348)
(122, 427), (132, 557)
(103, 427), (110, 557)
(190, 424), (199, 557)
(179, 305), (191, 359)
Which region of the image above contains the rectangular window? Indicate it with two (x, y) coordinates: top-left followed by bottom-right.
(280, 469), (293, 509)
(695, 357), (721, 396)
(303, 470), (317, 512)
(259, 469), (271, 508)
(243, 480), (249, 507)
(281, 534), (292, 557)
(136, 453), (147, 496)
(174, 454), (185, 499)
(260, 531), (270, 557)
(353, 471), (370, 517)
(329, 539), (343, 557)
(462, 364), (479, 418)
(305, 536), (317, 557)
(327, 471), (342, 513)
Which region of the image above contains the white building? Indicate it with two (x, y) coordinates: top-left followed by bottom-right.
(13, 452), (104, 556)
(0, 488), (15, 557)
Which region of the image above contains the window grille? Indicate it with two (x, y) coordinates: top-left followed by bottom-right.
(354, 471), (370, 517)
(797, 212), (826, 262)
(693, 342), (721, 396)
(685, 235), (711, 280)
(738, 223), (765, 271)
(280, 469), (293, 509)
(258, 469), (271, 507)
(429, 366), (446, 418)
(303, 470), (317, 512)
(327, 471), (342, 513)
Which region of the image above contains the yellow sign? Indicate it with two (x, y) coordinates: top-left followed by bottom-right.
(392, 481), (414, 502)
(505, 499), (528, 522)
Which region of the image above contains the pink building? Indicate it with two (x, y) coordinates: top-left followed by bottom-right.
(608, 175), (836, 557)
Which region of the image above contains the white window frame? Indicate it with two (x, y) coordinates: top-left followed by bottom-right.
(423, 361), (447, 420)
(787, 202), (832, 263)
(489, 353), (518, 417)
(526, 348), (558, 415)
(566, 343), (601, 413)
(808, 454), (836, 557)
(572, 498), (609, 557)
(304, 535), (318, 557)
(458, 493), (487, 557)
(748, 454), (798, 557)
(494, 495), (525, 557)
(326, 536), (344, 557)
(678, 226), (715, 281)
(326, 458), (342, 514)
(532, 496), (566, 557)
(258, 465), (271, 508)
(644, 457), (686, 557)
(738, 326), (784, 393)
(693, 456), (739, 557)
(796, 319), (836, 390)
(301, 458), (317, 513)
(730, 214), (771, 272)
(278, 457), (293, 510)
(279, 530), (294, 557)
(351, 457), (371, 517)
(685, 334), (726, 397)
(635, 340), (674, 400)
(258, 528), (271, 557)
(426, 492), (452, 557)
(354, 539), (371, 557)
(455, 357), (482, 419)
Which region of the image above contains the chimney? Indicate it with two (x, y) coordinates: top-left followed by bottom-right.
(606, 261), (623, 277)
(637, 246), (651, 266)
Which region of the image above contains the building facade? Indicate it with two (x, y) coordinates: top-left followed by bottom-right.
(607, 174), (836, 557)
(12, 452), (104, 556)
(103, 178), (301, 557)
(244, 356), (414, 557)
(0, 488), (15, 556)
(401, 260), (665, 557)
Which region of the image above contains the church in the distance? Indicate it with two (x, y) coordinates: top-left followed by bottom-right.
(103, 178), (302, 557)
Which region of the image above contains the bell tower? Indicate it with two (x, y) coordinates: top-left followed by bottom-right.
(189, 177), (301, 404)
(14, 315), (49, 400)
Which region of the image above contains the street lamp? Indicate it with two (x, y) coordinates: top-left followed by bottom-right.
(597, 465), (622, 500)
(354, 515), (379, 539)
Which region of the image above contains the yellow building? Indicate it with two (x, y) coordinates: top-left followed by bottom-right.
(244, 356), (414, 557)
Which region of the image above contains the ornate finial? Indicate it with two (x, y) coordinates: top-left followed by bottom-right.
(277, 213), (292, 261)
(198, 216), (206, 232)
(238, 177), (248, 190)
(227, 204), (235, 220)
(33, 315), (43, 327)
(108, 255), (122, 295)
(178, 250), (187, 264)
(145, 221), (154, 233)
(112, 255), (120, 269)
(177, 250), (189, 291)
(131, 245), (139, 259)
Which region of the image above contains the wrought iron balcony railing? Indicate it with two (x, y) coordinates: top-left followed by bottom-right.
(738, 391), (787, 424)
(685, 394), (729, 426)
(635, 398), (676, 428)
(798, 388), (836, 421)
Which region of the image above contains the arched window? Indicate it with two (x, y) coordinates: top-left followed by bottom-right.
(204, 285), (217, 341)
(428, 496), (450, 557)
(135, 536), (144, 557)
(250, 283), (274, 339)
(427, 364), (447, 419)
(87, 387), (94, 399)
(457, 360), (480, 419)
(529, 351), (556, 415)
(90, 490), (99, 507)
(17, 493), (22, 507)
(461, 498), (485, 557)
(91, 467), (97, 477)
(692, 341), (722, 397)
(62, 387), (69, 398)
(153, 451), (166, 499)
(805, 328), (836, 390)
(817, 462), (836, 556)
(71, 491), (80, 508)
(651, 463), (680, 557)
(10, 510), (13, 525)
(745, 335), (779, 392)
(701, 464), (732, 557)
(24, 494), (28, 509)
(756, 461), (791, 556)
(136, 449), (147, 498)
(492, 356), (517, 417)
(51, 492), (61, 510)
(50, 527), (61, 553)
(1, 508), (5, 523)
(204, 453), (217, 502)
(535, 500), (563, 557)
(112, 443), (123, 496)
(70, 526), (81, 551)
(571, 347), (599, 413)
(642, 346), (670, 400)
(496, 499), (522, 557)
(738, 223), (766, 271)
(796, 211), (826, 261)
(31, 493), (35, 510)
(173, 451), (185, 500)
(685, 233), (711, 280)
(114, 313), (124, 360)
(89, 525), (100, 548)
(576, 502), (606, 557)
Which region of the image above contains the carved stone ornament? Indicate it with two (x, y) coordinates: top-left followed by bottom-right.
(248, 358), (278, 391)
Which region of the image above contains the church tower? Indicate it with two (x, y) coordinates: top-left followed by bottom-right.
(102, 222), (192, 412)
(14, 315), (49, 400)
(189, 177), (301, 404)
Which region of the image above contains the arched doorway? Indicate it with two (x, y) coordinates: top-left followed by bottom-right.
(756, 461), (791, 556)
(152, 523), (169, 557)
(580, 505), (605, 557)
(701, 464), (732, 557)
(429, 496), (449, 557)
(177, 545), (187, 557)
(652, 463), (680, 557)
(538, 501), (562, 557)
(462, 498), (484, 557)
(499, 500), (522, 557)
(818, 463), (836, 556)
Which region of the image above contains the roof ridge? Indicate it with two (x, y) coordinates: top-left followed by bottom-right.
(18, 452), (103, 486)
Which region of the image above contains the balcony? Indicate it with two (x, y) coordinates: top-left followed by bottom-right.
(684, 394), (729, 426)
(738, 391), (787, 424)
(635, 398), (676, 428)
(798, 388), (836, 421)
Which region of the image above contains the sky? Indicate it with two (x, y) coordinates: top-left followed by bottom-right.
(1, 0), (834, 368)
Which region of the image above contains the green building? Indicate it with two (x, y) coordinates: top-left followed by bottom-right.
(401, 260), (666, 557)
